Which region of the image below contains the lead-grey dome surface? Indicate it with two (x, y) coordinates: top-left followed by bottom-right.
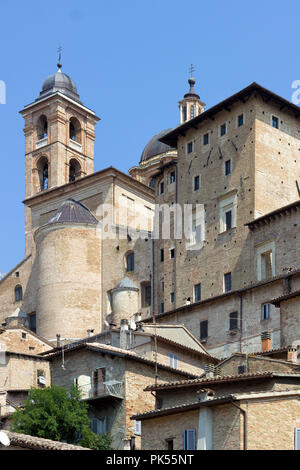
(45, 199), (99, 226)
(37, 70), (81, 103)
(140, 129), (176, 163)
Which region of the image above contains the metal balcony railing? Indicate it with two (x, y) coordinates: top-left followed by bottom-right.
(78, 380), (124, 400)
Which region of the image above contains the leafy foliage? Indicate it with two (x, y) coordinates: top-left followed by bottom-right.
(10, 385), (112, 449)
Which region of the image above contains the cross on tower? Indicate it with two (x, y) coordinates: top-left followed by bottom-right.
(189, 64), (195, 77)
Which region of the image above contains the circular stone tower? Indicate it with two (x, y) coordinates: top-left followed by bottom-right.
(34, 199), (101, 342)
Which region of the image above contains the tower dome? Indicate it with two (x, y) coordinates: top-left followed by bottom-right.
(140, 129), (176, 163)
(37, 66), (81, 103)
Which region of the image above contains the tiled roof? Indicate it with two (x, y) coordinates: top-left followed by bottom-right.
(245, 199), (300, 229)
(45, 342), (198, 379)
(144, 372), (283, 391)
(45, 198), (99, 226)
(1, 431), (90, 450)
(271, 290), (300, 307)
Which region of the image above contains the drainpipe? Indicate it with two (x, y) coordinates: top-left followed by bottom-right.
(230, 399), (247, 450)
(239, 294), (243, 353)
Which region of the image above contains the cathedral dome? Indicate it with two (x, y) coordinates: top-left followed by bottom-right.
(37, 68), (81, 103)
(140, 129), (176, 163)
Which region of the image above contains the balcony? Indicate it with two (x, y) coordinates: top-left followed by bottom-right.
(35, 137), (48, 149)
(79, 380), (124, 402)
(69, 139), (82, 152)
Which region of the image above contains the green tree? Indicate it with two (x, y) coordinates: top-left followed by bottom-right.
(10, 385), (112, 450)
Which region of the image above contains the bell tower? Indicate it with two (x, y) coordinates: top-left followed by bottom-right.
(20, 59), (100, 255)
(179, 66), (205, 123)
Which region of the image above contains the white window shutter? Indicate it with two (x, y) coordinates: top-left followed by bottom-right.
(184, 429), (196, 450)
(134, 420), (142, 435)
(295, 429), (300, 450)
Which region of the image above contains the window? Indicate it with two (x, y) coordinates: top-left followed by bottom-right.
(262, 303), (271, 320)
(161, 281), (164, 292)
(126, 252), (134, 272)
(295, 428), (300, 450)
(160, 303), (164, 313)
(190, 105), (195, 119)
(166, 439), (174, 451)
(225, 210), (232, 231)
(21, 333), (26, 339)
(160, 249), (164, 262)
(183, 430), (196, 450)
(220, 123), (227, 136)
(169, 171), (176, 184)
(134, 420), (142, 436)
(219, 194), (237, 233)
(194, 175), (200, 191)
(183, 106), (187, 122)
(229, 311), (238, 330)
(194, 283), (201, 302)
(257, 242), (275, 281)
(203, 133), (209, 146)
(14, 285), (23, 302)
(224, 273), (232, 292)
(28, 313), (36, 333)
(187, 141), (194, 154)
(237, 114), (244, 127)
(238, 365), (246, 374)
(149, 177), (156, 189)
(200, 320), (208, 340)
(142, 283), (151, 308)
(159, 181), (164, 195)
(37, 115), (48, 140)
(69, 117), (81, 143)
(225, 159), (232, 176)
(69, 159), (81, 182)
(170, 292), (175, 304)
(272, 115), (279, 129)
(170, 248), (175, 259)
(91, 417), (107, 435)
(168, 353), (178, 369)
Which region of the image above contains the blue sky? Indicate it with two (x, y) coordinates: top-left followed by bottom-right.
(0, 0), (299, 274)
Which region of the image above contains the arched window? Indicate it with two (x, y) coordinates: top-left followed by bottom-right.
(126, 252), (135, 272)
(15, 285), (23, 302)
(69, 159), (81, 182)
(37, 157), (49, 191)
(69, 117), (81, 144)
(37, 115), (48, 140)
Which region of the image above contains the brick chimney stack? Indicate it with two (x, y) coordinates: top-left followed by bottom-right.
(261, 332), (271, 352)
(287, 346), (298, 363)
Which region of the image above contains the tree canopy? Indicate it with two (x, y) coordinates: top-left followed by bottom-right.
(10, 385), (112, 450)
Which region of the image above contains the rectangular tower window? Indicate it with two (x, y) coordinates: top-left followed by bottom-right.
(170, 292), (175, 304)
(203, 133), (209, 146)
(169, 171), (176, 184)
(194, 283), (202, 302)
(229, 311), (238, 330)
(272, 115), (279, 129)
(237, 114), (244, 127)
(160, 249), (164, 262)
(160, 303), (164, 313)
(194, 175), (200, 191)
(187, 142), (194, 154)
(225, 210), (232, 231)
(220, 123), (227, 136)
(224, 272), (232, 292)
(170, 248), (175, 259)
(200, 320), (208, 340)
(159, 181), (164, 195)
(225, 159), (232, 176)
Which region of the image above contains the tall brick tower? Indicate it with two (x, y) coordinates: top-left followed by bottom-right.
(20, 60), (100, 255)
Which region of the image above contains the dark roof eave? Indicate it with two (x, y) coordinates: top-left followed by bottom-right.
(159, 82), (300, 147)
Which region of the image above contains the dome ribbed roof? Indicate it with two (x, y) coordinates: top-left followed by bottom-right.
(140, 129), (176, 163)
(114, 277), (138, 291)
(45, 199), (99, 226)
(37, 70), (81, 103)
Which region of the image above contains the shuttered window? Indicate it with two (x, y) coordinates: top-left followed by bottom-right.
(91, 417), (107, 435)
(168, 353), (178, 369)
(183, 429), (196, 450)
(134, 420), (142, 436)
(295, 429), (300, 450)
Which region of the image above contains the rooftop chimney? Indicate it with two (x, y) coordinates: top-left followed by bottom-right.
(56, 334), (61, 348)
(87, 329), (94, 338)
(120, 319), (129, 350)
(261, 332), (271, 352)
(288, 346), (298, 364)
